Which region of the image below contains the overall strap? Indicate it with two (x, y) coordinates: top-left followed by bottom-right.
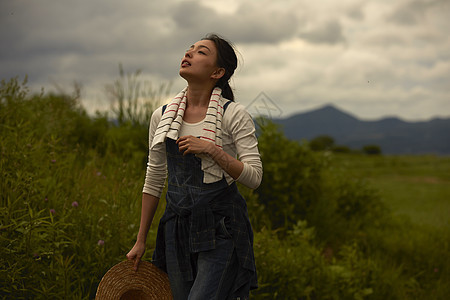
(223, 100), (232, 113)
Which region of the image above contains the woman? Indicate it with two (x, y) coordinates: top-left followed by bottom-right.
(126, 33), (263, 300)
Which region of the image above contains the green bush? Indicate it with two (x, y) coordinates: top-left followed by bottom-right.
(251, 223), (325, 299)
(0, 77), (156, 298)
(362, 144), (382, 155)
(307, 175), (387, 248)
(256, 120), (324, 229)
(251, 223), (391, 300)
(256, 121), (387, 244)
(309, 135), (335, 151)
(332, 145), (352, 153)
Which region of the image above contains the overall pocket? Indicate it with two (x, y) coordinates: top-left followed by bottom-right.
(216, 216), (232, 239)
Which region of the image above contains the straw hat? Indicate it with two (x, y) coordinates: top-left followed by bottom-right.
(96, 260), (173, 300)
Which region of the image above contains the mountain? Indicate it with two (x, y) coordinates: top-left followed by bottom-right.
(271, 105), (450, 155)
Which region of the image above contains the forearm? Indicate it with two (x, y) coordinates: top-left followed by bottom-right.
(136, 193), (160, 244)
(208, 144), (244, 180)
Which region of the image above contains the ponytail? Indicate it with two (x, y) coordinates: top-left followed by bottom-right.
(203, 33), (237, 102)
(220, 82), (234, 101)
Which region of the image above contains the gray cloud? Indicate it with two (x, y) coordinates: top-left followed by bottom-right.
(346, 5), (365, 20)
(227, 3), (299, 43)
(387, 0), (449, 26)
(388, 0), (427, 25)
(0, 0), (299, 85)
(170, 1), (299, 44)
(299, 19), (346, 45)
(364, 33), (408, 48)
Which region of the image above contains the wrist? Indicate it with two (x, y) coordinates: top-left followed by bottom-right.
(208, 143), (220, 158)
(136, 235), (147, 245)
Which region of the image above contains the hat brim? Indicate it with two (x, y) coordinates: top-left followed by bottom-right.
(96, 260), (172, 300)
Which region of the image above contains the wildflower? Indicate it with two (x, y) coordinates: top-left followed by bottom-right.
(50, 209), (56, 214)
(434, 268), (439, 273)
(51, 159), (56, 163)
(97, 239), (105, 246)
(71, 201), (79, 208)
(44, 197), (48, 202)
(96, 171), (102, 176)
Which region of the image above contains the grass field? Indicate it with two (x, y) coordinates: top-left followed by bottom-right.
(331, 154), (450, 229)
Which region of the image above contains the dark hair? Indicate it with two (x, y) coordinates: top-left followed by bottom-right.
(202, 33), (238, 101)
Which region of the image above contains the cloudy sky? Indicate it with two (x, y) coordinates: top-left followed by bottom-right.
(1, 0), (449, 121)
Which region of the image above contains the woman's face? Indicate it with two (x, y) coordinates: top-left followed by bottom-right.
(179, 39), (223, 83)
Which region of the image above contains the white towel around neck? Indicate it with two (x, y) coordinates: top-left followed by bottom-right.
(151, 87), (228, 183)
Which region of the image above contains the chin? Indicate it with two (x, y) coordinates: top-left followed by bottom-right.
(179, 69), (192, 82)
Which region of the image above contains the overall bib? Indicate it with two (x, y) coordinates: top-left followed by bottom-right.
(152, 135), (257, 299)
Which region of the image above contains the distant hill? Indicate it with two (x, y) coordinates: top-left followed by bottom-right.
(271, 105), (450, 155)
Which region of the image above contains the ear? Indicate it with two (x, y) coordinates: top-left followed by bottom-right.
(211, 67), (225, 80)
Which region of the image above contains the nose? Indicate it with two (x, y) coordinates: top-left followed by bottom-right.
(185, 50), (192, 58)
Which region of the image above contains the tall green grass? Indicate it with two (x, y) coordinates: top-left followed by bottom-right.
(1, 77), (449, 299)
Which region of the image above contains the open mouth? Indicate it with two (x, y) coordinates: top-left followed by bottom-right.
(181, 60), (191, 67)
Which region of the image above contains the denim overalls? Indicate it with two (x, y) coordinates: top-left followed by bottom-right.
(152, 105), (257, 299)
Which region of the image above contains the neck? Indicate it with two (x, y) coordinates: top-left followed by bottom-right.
(186, 83), (216, 107)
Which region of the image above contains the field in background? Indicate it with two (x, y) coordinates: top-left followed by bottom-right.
(331, 154), (450, 229)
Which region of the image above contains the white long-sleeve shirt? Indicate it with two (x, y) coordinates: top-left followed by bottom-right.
(142, 101), (263, 198)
